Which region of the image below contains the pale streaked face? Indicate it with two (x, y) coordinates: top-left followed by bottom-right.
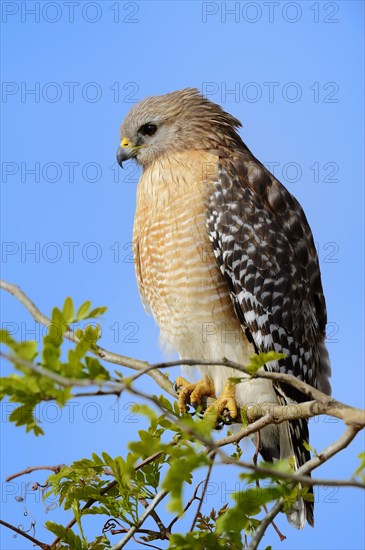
(116, 88), (243, 169)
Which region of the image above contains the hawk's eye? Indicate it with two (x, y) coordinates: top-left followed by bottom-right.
(140, 123), (157, 137)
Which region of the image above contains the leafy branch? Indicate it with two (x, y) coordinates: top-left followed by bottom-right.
(1, 280), (364, 550)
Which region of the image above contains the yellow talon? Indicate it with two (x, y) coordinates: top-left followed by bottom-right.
(205, 379), (238, 420)
(175, 376), (215, 413)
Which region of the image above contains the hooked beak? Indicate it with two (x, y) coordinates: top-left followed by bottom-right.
(117, 136), (138, 168)
(116, 145), (135, 168)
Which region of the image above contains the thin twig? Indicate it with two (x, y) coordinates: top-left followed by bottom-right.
(296, 425), (360, 477)
(215, 424), (364, 489)
(133, 537), (163, 550)
(248, 498), (285, 550)
(72, 390), (122, 398)
(167, 480), (206, 532)
(139, 498), (169, 539)
(2, 279), (365, 550)
(0, 279), (174, 396)
(2, 280), (365, 428)
(0, 351), (124, 391)
(248, 426), (363, 549)
(129, 356), (331, 405)
(0, 280), (346, 407)
(253, 433), (286, 543)
(0, 519), (50, 550)
(117, 381), (365, 491)
(16, 370), (362, 547)
(216, 458), (365, 489)
(5, 346), (364, 469)
(6, 464), (65, 482)
(190, 453), (216, 531)
(50, 449), (168, 547)
(110, 490), (168, 549)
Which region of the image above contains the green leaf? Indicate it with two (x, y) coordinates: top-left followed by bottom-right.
(62, 297), (75, 324)
(0, 330), (38, 362)
(88, 306), (107, 318)
(216, 486), (286, 534)
(240, 406), (248, 428)
(0, 329), (14, 345)
(85, 357), (110, 380)
(355, 452), (365, 481)
(240, 459), (293, 484)
(168, 531), (238, 549)
(45, 521), (86, 550)
(245, 352), (287, 375)
(71, 500), (87, 545)
(163, 446), (210, 513)
(83, 324), (101, 344)
(228, 377), (243, 385)
(51, 306), (65, 328)
(76, 300), (91, 320)
(129, 428), (163, 458)
(9, 404), (44, 436)
(89, 535), (112, 549)
(302, 440), (313, 452)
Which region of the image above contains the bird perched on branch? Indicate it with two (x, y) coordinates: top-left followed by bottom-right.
(117, 88), (331, 529)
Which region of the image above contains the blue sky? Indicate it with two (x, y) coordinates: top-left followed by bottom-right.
(1, 1), (364, 548)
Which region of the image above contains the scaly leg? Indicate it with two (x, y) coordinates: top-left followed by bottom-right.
(174, 376), (216, 414)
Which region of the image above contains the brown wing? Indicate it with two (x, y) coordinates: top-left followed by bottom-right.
(206, 149), (331, 399)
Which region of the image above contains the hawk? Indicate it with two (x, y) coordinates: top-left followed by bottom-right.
(117, 88), (331, 528)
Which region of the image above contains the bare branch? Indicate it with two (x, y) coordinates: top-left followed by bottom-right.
(49, 478), (117, 548)
(0, 351), (125, 391)
(219, 457), (365, 489)
(6, 464), (65, 482)
(296, 424), (360, 477)
(216, 401), (365, 446)
(72, 390), (123, 398)
(2, 280), (365, 429)
(167, 480), (205, 533)
(248, 498), (285, 550)
(139, 498), (169, 540)
(49, 449), (168, 548)
(190, 453), (216, 531)
(116, 380), (365, 490)
(124, 384), (365, 491)
(129, 357), (331, 404)
(110, 490), (169, 550)
(0, 519), (50, 550)
(247, 424), (362, 550)
(4, 349), (365, 497)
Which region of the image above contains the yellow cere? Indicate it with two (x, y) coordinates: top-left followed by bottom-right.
(120, 137), (130, 148)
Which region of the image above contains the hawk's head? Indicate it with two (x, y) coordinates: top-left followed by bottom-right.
(117, 88), (243, 169)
